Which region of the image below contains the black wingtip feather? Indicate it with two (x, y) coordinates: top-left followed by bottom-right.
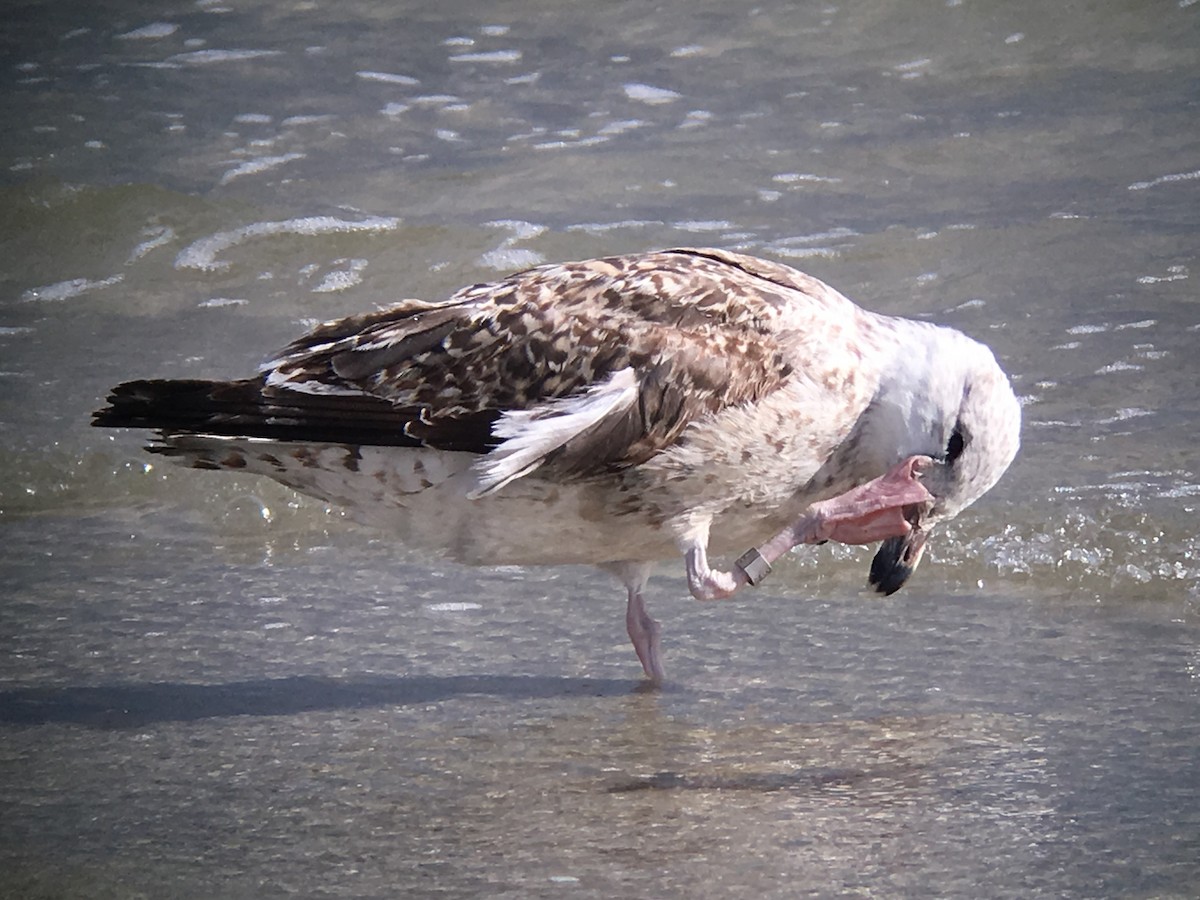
(92, 377), (497, 452)
(92, 379), (254, 430)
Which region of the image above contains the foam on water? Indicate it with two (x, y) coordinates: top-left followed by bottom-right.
(623, 83), (683, 104)
(477, 247), (545, 270)
(280, 115), (335, 127)
(166, 49), (282, 65)
(450, 50), (523, 64)
(356, 71), (421, 85)
(127, 225), (176, 262)
(672, 219), (733, 232)
(174, 216), (401, 272)
(1128, 169), (1200, 190)
(309, 258), (369, 293)
(1136, 265), (1188, 285)
(565, 220), (663, 235)
(20, 274), (124, 303)
(116, 23), (179, 40)
(218, 152), (305, 186)
(772, 172), (843, 184)
(410, 94), (462, 106)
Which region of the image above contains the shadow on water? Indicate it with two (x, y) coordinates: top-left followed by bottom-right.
(0, 673), (638, 730)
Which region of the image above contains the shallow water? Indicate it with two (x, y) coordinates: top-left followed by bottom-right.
(2, 1), (1199, 897)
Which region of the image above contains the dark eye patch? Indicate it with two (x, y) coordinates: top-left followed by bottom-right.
(946, 425), (965, 464)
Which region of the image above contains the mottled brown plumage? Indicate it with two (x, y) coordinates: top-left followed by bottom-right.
(261, 248), (807, 474)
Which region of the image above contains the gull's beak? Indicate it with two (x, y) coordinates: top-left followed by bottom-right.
(868, 523), (929, 595)
(868, 455), (946, 594)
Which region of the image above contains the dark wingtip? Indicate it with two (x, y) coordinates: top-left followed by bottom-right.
(91, 379), (225, 430)
(91, 379), (167, 428)
(90, 377), (492, 452)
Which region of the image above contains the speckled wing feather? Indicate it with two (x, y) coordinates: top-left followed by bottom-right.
(260, 248), (802, 482)
(670, 246), (843, 298)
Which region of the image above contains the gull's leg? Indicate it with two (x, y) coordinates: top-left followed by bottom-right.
(682, 454), (937, 600)
(668, 516), (746, 601)
(684, 541), (746, 601)
(601, 562), (663, 682)
(626, 584), (664, 683)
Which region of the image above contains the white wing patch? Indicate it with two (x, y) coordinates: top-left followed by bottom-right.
(468, 367), (639, 499)
(262, 367), (370, 396)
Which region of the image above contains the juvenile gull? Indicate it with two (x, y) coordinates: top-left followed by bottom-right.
(93, 248), (1021, 681)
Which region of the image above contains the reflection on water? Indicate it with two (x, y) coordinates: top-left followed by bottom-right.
(2, 0), (1199, 896)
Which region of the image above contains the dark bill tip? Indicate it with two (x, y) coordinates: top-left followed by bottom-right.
(868, 523), (930, 595)
(869, 535), (914, 595)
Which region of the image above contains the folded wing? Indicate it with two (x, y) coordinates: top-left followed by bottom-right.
(97, 248), (809, 491)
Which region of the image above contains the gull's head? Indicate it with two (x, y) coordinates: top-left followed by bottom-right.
(864, 322), (1022, 594)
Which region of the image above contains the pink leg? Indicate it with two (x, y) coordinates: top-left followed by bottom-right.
(684, 454), (936, 601)
(803, 454), (935, 545)
(600, 562), (664, 681)
(685, 543), (744, 601)
(626, 587), (664, 682)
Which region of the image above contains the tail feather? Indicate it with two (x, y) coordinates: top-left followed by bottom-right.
(92, 378), (495, 451)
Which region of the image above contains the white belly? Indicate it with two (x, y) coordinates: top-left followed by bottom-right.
(166, 436), (792, 566)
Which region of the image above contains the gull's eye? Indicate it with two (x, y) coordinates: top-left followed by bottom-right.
(946, 425), (965, 464)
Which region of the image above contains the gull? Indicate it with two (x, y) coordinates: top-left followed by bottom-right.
(94, 248), (1021, 681)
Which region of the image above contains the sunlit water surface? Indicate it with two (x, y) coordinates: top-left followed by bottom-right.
(2, 1), (1198, 897)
